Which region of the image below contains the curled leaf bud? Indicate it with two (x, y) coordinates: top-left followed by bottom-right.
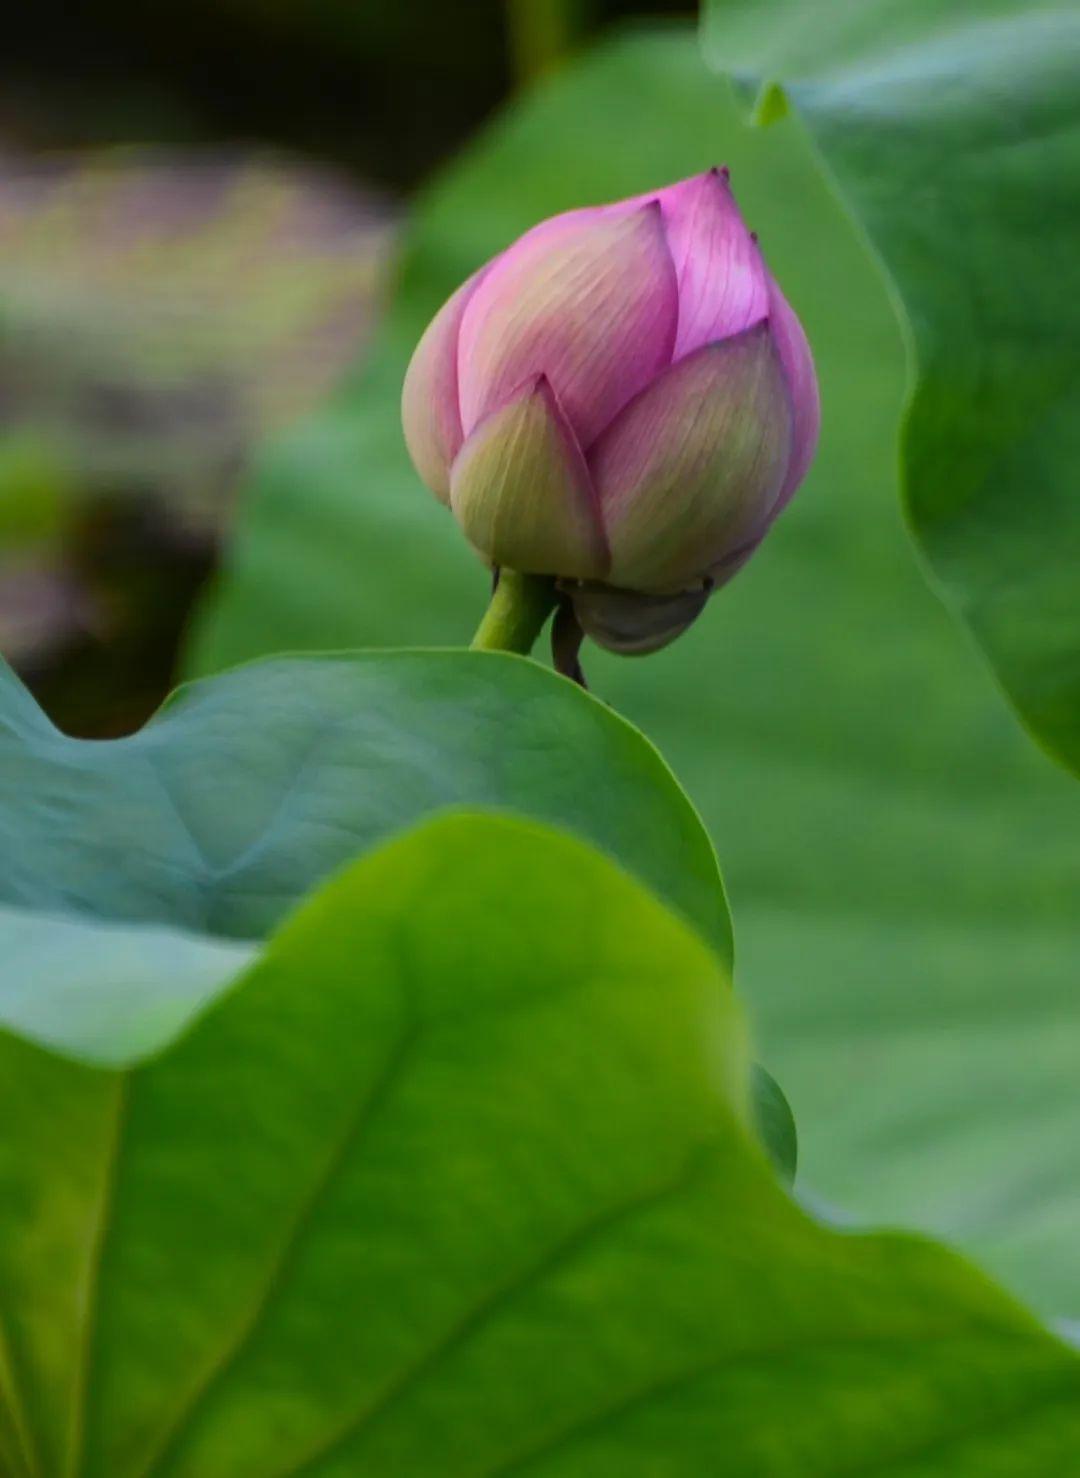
(402, 169), (819, 653)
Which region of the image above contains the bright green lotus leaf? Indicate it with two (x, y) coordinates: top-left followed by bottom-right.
(179, 28), (1080, 1317)
(702, 0), (1080, 774)
(2, 811), (1078, 1478)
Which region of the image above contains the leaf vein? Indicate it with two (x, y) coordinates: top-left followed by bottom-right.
(276, 1147), (718, 1478)
(480, 1333), (1079, 1477)
(136, 1013), (418, 1478)
(67, 1074), (128, 1478)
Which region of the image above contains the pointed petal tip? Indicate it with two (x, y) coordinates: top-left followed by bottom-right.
(531, 372), (572, 422)
(663, 171), (768, 359)
(706, 315), (772, 350)
(449, 375), (608, 582)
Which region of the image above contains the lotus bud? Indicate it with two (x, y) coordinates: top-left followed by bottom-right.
(402, 168), (819, 654)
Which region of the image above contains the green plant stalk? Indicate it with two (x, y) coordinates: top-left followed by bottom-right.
(506, 0), (581, 87)
(471, 569), (558, 655)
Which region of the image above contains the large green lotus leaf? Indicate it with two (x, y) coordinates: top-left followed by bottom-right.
(0, 647), (729, 1049)
(182, 29), (1080, 1316)
(2, 811), (1079, 1477)
(703, 0), (1080, 774)
(0, 645), (805, 1176)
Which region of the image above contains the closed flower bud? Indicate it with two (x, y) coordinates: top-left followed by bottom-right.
(402, 168), (819, 653)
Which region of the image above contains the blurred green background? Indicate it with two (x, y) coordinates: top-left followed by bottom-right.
(1, 0), (1078, 1321)
(0, 0), (688, 733)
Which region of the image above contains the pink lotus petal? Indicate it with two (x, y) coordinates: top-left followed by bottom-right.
(457, 203), (678, 450)
(450, 375), (608, 580)
(767, 274), (820, 510)
(401, 268), (486, 502)
(591, 321), (792, 592)
(656, 169), (770, 361)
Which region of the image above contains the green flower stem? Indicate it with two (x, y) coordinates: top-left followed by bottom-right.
(471, 570), (558, 655)
(506, 0), (581, 87)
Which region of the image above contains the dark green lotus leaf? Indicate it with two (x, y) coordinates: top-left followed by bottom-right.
(703, 0), (1080, 774)
(1, 645), (731, 954)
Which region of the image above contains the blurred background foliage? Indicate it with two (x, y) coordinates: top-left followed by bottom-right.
(0, 0), (688, 733)
(0, 154), (390, 729)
